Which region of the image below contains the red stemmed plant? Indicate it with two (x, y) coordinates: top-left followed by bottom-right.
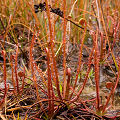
(45, 0), (62, 100)
(0, 50), (7, 106)
(0, 1), (120, 119)
(15, 45), (19, 93)
(45, 48), (54, 118)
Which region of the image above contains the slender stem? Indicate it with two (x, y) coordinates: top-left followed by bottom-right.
(102, 60), (120, 113)
(62, 0), (67, 98)
(70, 22), (87, 99)
(10, 55), (16, 93)
(45, 0), (62, 100)
(15, 46), (19, 93)
(2, 50), (7, 97)
(30, 35), (40, 102)
(46, 48), (54, 118)
(70, 47), (94, 102)
(94, 29), (100, 110)
(65, 68), (71, 99)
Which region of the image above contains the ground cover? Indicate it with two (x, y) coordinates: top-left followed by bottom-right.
(0, 0), (120, 119)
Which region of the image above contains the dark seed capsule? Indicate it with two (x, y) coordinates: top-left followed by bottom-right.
(0, 55), (4, 62)
(34, 5), (39, 9)
(56, 8), (63, 17)
(52, 8), (57, 13)
(42, 56), (47, 60)
(43, 2), (46, 6)
(56, 8), (60, 13)
(106, 43), (109, 50)
(39, 2), (46, 9)
(50, 7), (63, 17)
(60, 12), (63, 17)
(35, 9), (39, 13)
(41, 7), (46, 12)
(39, 3), (44, 8)
(39, 4), (46, 11)
(50, 8), (54, 12)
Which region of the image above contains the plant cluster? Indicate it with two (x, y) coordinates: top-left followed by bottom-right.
(0, 0), (120, 120)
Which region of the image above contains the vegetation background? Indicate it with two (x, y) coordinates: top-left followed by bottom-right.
(0, 0), (120, 119)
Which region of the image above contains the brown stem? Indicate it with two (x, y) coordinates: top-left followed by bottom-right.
(45, 0), (62, 100)
(1, 51), (7, 101)
(65, 68), (71, 100)
(70, 47), (94, 102)
(62, 0), (67, 98)
(30, 35), (40, 102)
(15, 46), (19, 93)
(69, 22), (87, 99)
(10, 55), (16, 93)
(102, 60), (120, 113)
(94, 30), (100, 111)
(46, 48), (54, 118)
